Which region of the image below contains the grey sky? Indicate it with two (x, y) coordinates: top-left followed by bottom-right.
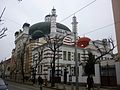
(0, 0), (116, 61)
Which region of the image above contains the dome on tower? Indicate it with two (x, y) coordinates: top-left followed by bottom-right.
(45, 14), (51, 18)
(29, 22), (71, 39)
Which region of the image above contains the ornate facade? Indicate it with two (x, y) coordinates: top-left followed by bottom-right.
(10, 8), (117, 86)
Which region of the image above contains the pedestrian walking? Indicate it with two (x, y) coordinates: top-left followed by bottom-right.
(87, 75), (94, 90)
(44, 76), (48, 86)
(38, 76), (43, 90)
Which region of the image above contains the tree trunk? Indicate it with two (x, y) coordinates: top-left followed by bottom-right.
(51, 51), (56, 87)
(21, 56), (25, 83)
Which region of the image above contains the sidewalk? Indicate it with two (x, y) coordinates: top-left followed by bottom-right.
(40, 83), (117, 90)
(6, 79), (118, 90)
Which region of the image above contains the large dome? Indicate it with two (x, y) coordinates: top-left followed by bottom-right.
(29, 22), (71, 39)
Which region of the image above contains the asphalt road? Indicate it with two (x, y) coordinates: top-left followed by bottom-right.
(6, 81), (53, 90)
(5, 80), (116, 90)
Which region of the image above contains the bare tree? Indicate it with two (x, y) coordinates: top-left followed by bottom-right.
(0, 7), (7, 39)
(32, 44), (45, 84)
(45, 34), (65, 87)
(16, 35), (29, 83)
(10, 61), (17, 80)
(11, 41), (27, 82)
(84, 38), (116, 90)
(0, 27), (7, 39)
(0, 59), (10, 79)
(93, 38), (115, 62)
(10, 49), (18, 81)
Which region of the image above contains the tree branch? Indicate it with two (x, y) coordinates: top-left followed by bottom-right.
(93, 38), (116, 62)
(0, 27), (7, 39)
(92, 41), (103, 55)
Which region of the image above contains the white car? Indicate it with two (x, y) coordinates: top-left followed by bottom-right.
(0, 78), (8, 90)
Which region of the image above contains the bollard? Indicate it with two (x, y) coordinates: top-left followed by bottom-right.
(56, 83), (59, 89)
(40, 84), (42, 90)
(71, 83), (74, 90)
(97, 86), (100, 90)
(63, 84), (66, 90)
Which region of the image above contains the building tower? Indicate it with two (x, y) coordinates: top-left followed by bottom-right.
(22, 23), (30, 34)
(71, 16), (79, 90)
(51, 8), (57, 34)
(72, 16), (78, 35)
(112, 0), (120, 60)
(45, 14), (51, 22)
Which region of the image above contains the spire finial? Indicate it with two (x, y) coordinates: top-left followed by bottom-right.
(73, 14), (76, 18)
(74, 13), (75, 17)
(51, 7), (56, 16)
(52, 6), (56, 11)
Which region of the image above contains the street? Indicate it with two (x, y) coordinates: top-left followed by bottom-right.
(6, 81), (53, 90)
(3, 80), (118, 90)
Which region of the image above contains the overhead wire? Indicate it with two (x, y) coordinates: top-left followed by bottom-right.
(2, 0), (117, 37)
(59, 0), (117, 37)
(81, 21), (120, 36)
(60, 0), (96, 22)
(4, 17), (21, 26)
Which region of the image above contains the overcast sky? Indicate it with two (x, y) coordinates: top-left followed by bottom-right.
(0, 0), (117, 61)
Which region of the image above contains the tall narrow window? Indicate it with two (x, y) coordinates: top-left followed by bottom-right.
(78, 53), (80, 61)
(74, 52), (75, 61)
(38, 66), (40, 74)
(63, 51), (67, 60)
(68, 52), (71, 61)
(40, 65), (42, 74)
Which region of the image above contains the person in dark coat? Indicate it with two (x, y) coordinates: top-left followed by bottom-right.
(87, 75), (94, 90)
(38, 76), (43, 90)
(38, 76), (43, 85)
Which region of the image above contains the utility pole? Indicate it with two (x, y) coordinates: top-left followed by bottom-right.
(72, 16), (79, 90)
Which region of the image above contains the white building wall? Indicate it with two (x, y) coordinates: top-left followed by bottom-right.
(72, 76), (76, 83)
(79, 65), (87, 83)
(32, 37), (113, 84)
(94, 64), (100, 84)
(115, 61), (120, 85)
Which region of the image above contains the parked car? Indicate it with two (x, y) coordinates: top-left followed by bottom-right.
(0, 78), (8, 90)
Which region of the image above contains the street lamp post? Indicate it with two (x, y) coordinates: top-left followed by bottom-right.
(72, 16), (79, 90)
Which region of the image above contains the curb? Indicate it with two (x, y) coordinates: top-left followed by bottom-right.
(43, 86), (63, 90)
